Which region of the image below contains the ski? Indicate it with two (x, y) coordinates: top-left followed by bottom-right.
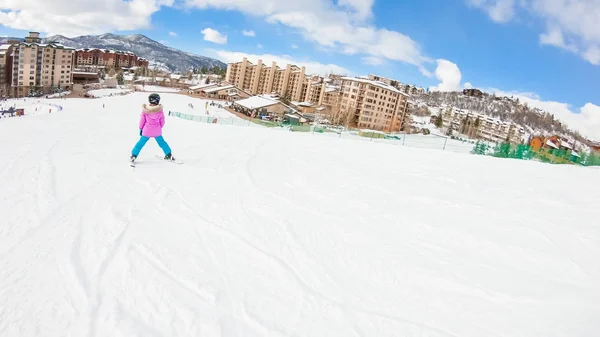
(155, 155), (183, 164)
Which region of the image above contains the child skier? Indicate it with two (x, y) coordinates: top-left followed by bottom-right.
(130, 93), (176, 164)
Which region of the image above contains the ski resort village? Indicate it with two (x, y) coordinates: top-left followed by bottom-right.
(0, 30), (599, 337)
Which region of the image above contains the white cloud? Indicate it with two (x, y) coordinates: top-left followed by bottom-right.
(582, 45), (600, 65)
(362, 56), (383, 65)
(256, 44), (263, 48)
(487, 88), (600, 140)
(468, 0), (600, 66)
(467, 0), (516, 23)
(0, 0), (174, 36)
(210, 49), (352, 75)
(169, 31), (178, 37)
(242, 29), (255, 37)
(291, 44), (299, 49)
(429, 59), (463, 92)
(539, 25), (577, 52)
(336, 0), (374, 19)
(464, 82), (473, 89)
(201, 28), (227, 44)
(183, 0), (435, 75)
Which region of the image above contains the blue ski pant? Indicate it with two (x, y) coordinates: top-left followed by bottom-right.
(132, 135), (171, 157)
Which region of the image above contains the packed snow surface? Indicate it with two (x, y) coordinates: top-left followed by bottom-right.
(1, 93), (599, 337)
(88, 88), (132, 97)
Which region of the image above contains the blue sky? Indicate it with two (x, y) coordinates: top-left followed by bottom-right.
(2, 0), (600, 138)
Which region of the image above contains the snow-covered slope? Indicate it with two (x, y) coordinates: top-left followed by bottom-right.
(1, 93), (599, 337)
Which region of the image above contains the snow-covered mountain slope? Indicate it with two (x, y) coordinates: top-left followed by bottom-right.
(0, 93), (599, 337)
(42, 33), (226, 72)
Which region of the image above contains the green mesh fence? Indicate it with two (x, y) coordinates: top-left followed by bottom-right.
(169, 111), (600, 166)
(471, 140), (600, 166)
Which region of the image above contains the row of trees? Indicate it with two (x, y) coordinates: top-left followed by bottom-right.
(471, 140), (600, 166)
(189, 66), (226, 76)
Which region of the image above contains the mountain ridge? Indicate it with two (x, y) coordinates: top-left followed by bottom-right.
(40, 33), (226, 73)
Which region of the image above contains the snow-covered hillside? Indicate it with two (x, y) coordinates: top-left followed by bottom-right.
(1, 93), (599, 337)
(411, 91), (584, 142)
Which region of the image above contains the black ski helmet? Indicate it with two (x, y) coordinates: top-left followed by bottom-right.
(148, 93), (160, 105)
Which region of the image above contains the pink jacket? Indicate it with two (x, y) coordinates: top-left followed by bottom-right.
(139, 104), (165, 138)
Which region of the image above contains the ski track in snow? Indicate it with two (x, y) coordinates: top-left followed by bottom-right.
(0, 92), (599, 337)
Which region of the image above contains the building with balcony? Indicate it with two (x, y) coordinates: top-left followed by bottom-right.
(11, 32), (75, 97)
(225, 58), (314, 102)
(74, 48), (149, 70)
(338, 77), (409, 132)
(441, 107), (526, 143)
(0, 44), (15, 97)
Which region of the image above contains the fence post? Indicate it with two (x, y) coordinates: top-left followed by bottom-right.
(402, 134), (406, 146)
(443, 137), (448, 150)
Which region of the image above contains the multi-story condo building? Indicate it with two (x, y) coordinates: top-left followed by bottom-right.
(74, 48), (149, 69)
(11, 32), (75, 97)
(339, 77), (409, 132)
(0, 44), (15, 97)
(225, 58), (348, 109)
(320, 85), (341, 112)
(226, 57), (313, 101)
(441, 107), (525, 143)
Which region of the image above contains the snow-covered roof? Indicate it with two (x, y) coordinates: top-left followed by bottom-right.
(571, 150), (581, 158)
(76, 48), (136, 55)
(291, 101), (313, 107)
(170, 74), (182, 80)
(0, 44), (13, 50)
(72, 71), (99, 75)
(17, 42), (74, 50)
(341, 77), (408, 96)
(546, 140), (559, 149)
(204, 84), (234, 93)
(235, 95), (281, 109)
(560, 141), (573, 149)
(189, 83), (217, 90)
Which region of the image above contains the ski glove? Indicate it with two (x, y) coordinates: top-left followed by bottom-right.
(139, 129), (142, 136)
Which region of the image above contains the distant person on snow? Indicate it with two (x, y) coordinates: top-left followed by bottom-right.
(129, 93), (176, 164)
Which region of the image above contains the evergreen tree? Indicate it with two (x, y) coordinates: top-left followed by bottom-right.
(471, 141), (483, 154)
(492, 142), (511, 158)
(116, 72), (124, 85)
(434, 115), (443, 128)
(445, 123), (453, 136)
